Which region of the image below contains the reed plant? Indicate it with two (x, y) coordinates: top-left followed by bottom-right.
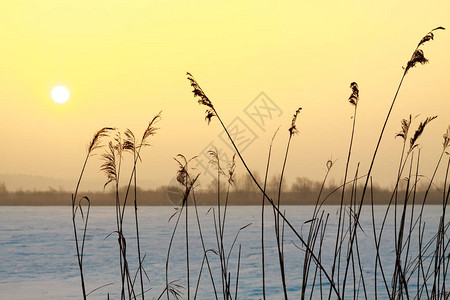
(165, 154), (199, 300)
(345, 27), (446, 297)
(185, 26), (447, 300)
(72, 27), (448, 299)
(72, 115), (162, 300)
(72, 127), (114, 299)
(187, 72), (341, 298)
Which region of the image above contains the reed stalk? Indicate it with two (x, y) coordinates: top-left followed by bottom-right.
(72, 127), (113, 300)
(342, 28), (444, 300)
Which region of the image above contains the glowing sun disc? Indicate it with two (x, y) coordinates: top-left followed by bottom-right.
(51, 86), (70, 104)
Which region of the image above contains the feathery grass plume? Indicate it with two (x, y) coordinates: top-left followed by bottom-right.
(175, 155), (189, 186)
(140, 112), (162, 148)
(123, 129), (136, 153)
(174, 154), (198, 188)
(101, 141), (119, 188)
(396, 115), (414, 142)
(289, 107), (302, 136)
(208, 147), (225, 176)
(405, 27), (445, 74)
(409, 116), (438, 151)
(87, 127), (115, 154)
(227, 154), (236, 185)
(443, 125), (450, 151)
(405, 49), (429, 73)
(418, 26), (446, 47)
(187, 72), (216, 124)
(348, 82), (359, 106)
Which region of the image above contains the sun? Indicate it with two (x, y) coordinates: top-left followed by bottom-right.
(51, 85), (70, 104)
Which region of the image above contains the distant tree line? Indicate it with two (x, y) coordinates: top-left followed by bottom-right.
(0, 176), (445, 206)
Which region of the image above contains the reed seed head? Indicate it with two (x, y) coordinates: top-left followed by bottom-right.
(174, 154), (198, 189)
(289, 107), (302, 136)
(227, 154), (237, 185)
(443, 125), (450, 150)
(418, 26), (446, 47)
(87, 127), (115, 155)
(396, 115), (414, 143)
(404, 26), (445, 74)
(141, 111), (162, 147)
(122, 129), (136, 153)
(405, 49), (429, 74)
(186, 72), (216, 124)
(175, 154), (189, 186)
(100, 141), (118, 188)
(409, 115), (437, 151)
(208, 147), (225, 176)
(173, 154), (200, 207)
(348, 82), (359, 106)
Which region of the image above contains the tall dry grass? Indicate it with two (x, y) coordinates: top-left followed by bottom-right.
(72, 27), (448, 299)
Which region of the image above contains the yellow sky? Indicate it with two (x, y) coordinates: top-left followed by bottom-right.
(1, 0), (449, 191)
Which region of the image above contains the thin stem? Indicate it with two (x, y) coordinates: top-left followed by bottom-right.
(212, 109), (341, 299)
(274, 135), (292, 300)
(72, 153), (90, 300)
(331, 104), (358, 296)
(133, 153), (145, 300)
(345, 73), (407, 299)
(192, 192), (219, 300)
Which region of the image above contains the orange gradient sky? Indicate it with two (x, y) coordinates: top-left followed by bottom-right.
(1, 0), (449, 191)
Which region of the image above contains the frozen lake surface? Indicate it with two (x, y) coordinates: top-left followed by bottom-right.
(0, 205), (448, 299)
